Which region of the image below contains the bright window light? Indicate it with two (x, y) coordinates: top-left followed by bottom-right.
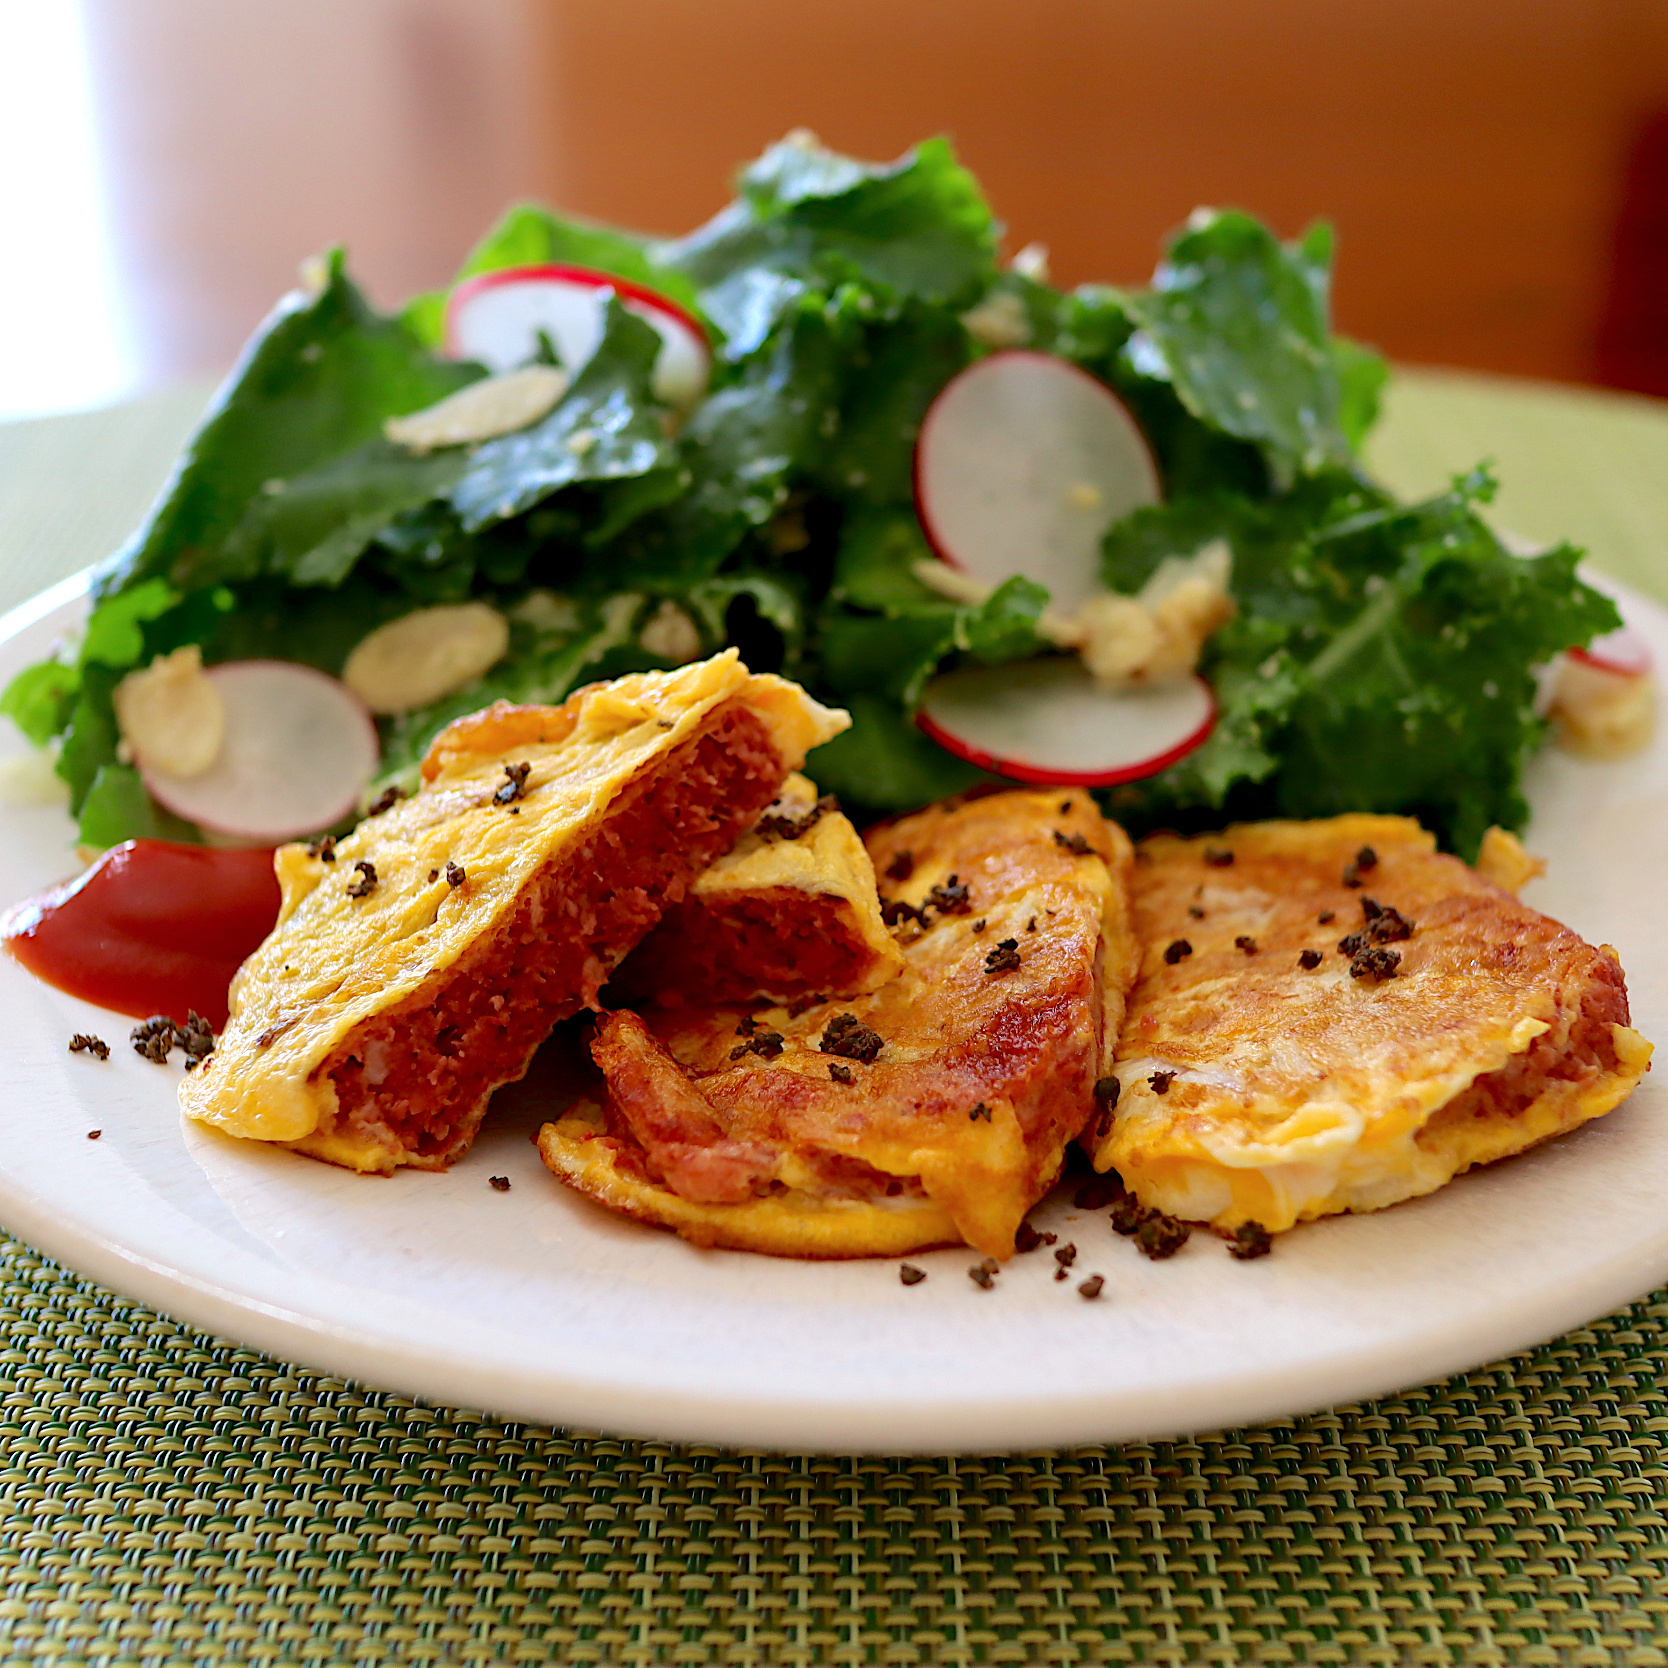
(0, 0), (135, 420)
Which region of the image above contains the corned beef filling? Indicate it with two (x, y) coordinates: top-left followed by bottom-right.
(1418, 956), (1629, 1139)
(321, 706), (784, 1167)
(617, 889), (871, 1007)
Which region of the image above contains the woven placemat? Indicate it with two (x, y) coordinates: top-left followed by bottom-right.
(2, 1227), (1666, 1666)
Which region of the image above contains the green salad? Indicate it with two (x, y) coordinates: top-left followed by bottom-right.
(1, 133), (1617, 858)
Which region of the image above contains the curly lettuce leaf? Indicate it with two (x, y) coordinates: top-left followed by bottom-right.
(449, 297), (680, 532)
(100, 252), (479, 600)
(1125, 211), (1350, 488)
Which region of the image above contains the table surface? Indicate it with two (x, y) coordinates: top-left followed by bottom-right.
(1, 370), (1667, 1666)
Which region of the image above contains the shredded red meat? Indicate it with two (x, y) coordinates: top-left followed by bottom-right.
(322, 705), (785, 1168)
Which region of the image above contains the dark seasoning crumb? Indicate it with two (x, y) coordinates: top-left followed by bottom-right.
(1163, 939), (1192, 965)
(494, 762), (532, 806)
(1228, 1221), (1273, 1260)
(1317, 910), (1336, 925)
(306, 835), (336, 862)
(68, 1034), (109, 1061)
(1053, 828), (1091, 856)
(1203, 846), (1235, 867)
(881, 899), (926, 929)
(488, 1176), (510, 1193)
(1235, 935), (1258, 955)
(757, 793), (837, 841)
(445, 861), (466, 888)
(1298, 948), (1324, 970)
(366, 785), (405, 818)
(1078, 1274), (1106, 1300)
(1014, 1222), (1044, 1253)
(730, 1031), (785, 1062)
(346, 860), (378, 899)
(1148, 1070), (1175, 1095)
(1187, 905), (1205, 920)
(885, 850), (914, 883)
(968, 1260), (998, 1290)
(968, 1101), (991, 1122)
(925, 875), (973, 915)
(130, 1012), (215, 1069)
(828, 1062), (853, 1084)
(1341, 844), (1378, 888)
(899, 1263), (926, 1286)
(819, 1012), (883, 1063)
(1092, 1074), (1121, 1137)
(983, 938), (1021, 976)
(86, 1130), (101, 1141)
(971, 918), (987, 934)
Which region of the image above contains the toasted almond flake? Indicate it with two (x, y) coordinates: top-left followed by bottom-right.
(639, 600), (703, 664)
(960, 290), (1030, 349)
(113, 646), (225, 778)
(343, 603), (510, 715)
(384, 365), (569, 453)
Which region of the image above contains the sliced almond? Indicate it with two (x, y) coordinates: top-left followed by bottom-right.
(113, 646), (225, 778)
(638, 600), (702, 665)
(343, 603), (510, 715)
(384, 365), (569, 453)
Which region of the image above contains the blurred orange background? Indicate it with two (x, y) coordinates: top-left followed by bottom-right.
(8, 0), (1668, 415)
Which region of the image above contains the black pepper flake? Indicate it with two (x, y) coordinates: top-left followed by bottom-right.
(366, 785), (405, 818)
(1341, 845), (1378, 888)
(427, 868), (439, 883)
(346, 860), (378, 898)
(1298, 948), (1323, 970)
(881, 899), (926, 929)
(306, 834), (337, 862)
(1078, 1274), (1106, 1300)
(1135, 1214), (1192, 1260)
(1235, 936), (1258, 955)
(446, 861), (466, 888)
(130, 1016), (175, 1064)
(1349, 945), (1402, 981)
(1337, 931), (1366, 957)
(1026, 916), (1037, 933)
(1317, 910), (1335, 924)
(926, 874), (973, 915)
(1149, 1070), (1175, 1095)
(971, 918), (987, 934)
(1203, 846), (1235, 867)
(1187, 905), (1205, 920)
(489, 1176), (511, 1193)
(969, 1262), (997, 1290)
(900, 1263), (926, 1286)
(1059, 799), (1074, 814)
(1053, 829), (1091, 856)
(1052, 1242), (1078, 1282)
(820, 1012), (883, 1063)
(829, 1062), (854, 1084)
(1228, 1221), (1273, 1260)
(1164, 939), (1192, 964)
(86, 1130), (101, 1140)
(1074, 1175), (1124, 1210)
(1014, 1222), (1044, 1254)
(508, 806), (520, 815)
(968, 1101), (992, 1122)
(885, 850), (915, 883)
(68, 1034), (109, 1061)
(1093, 1075), (1121, 1137)
(494, 762), (532, 805)
(729, 1031), (785, 1062)
(758, 793), (838, 841)
(735, 1016), (760, 1036)
(984, 938), (1021, 976)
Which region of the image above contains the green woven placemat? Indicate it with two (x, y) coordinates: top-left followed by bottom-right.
(2, 373), (1668, 1664)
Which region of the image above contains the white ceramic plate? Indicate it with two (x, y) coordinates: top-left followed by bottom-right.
(1, 574), (1664, 1454)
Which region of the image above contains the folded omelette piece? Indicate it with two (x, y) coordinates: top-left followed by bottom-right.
(1089, 814), (1652, 1234)
(608, 773), (902, 1008)
(539, 790), (1140, 1258)
(180, 651), (846, 1173)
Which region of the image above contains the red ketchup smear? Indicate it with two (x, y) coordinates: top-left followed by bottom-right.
(1, 840), (281, 1029)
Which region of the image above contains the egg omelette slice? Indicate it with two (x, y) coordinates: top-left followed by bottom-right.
(180, 651), (846, 1174)
(1089, 814), (1652, 1234)
(538, 789), (1140, 1259)
(608, 773), (902, 1008)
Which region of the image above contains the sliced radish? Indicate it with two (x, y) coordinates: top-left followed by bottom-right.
(143, 661), (379, 841)
(914, 351), (1161, 616)
(917, 658), (1214, 787)
(1570, 624), (1652, 679)
(446, 264), (710, 408)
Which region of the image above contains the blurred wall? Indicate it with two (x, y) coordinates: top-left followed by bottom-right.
(542, 0), (1668, 386)
(83, 0), (561, 385)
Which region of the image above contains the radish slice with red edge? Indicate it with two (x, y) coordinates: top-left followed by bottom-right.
(917, 658), (1214, 787)
(1570, 624), (1652, 678)
(914, 351), (1161, 616)
(143, 661), (379, 842)
(446, 264), (710, 408)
